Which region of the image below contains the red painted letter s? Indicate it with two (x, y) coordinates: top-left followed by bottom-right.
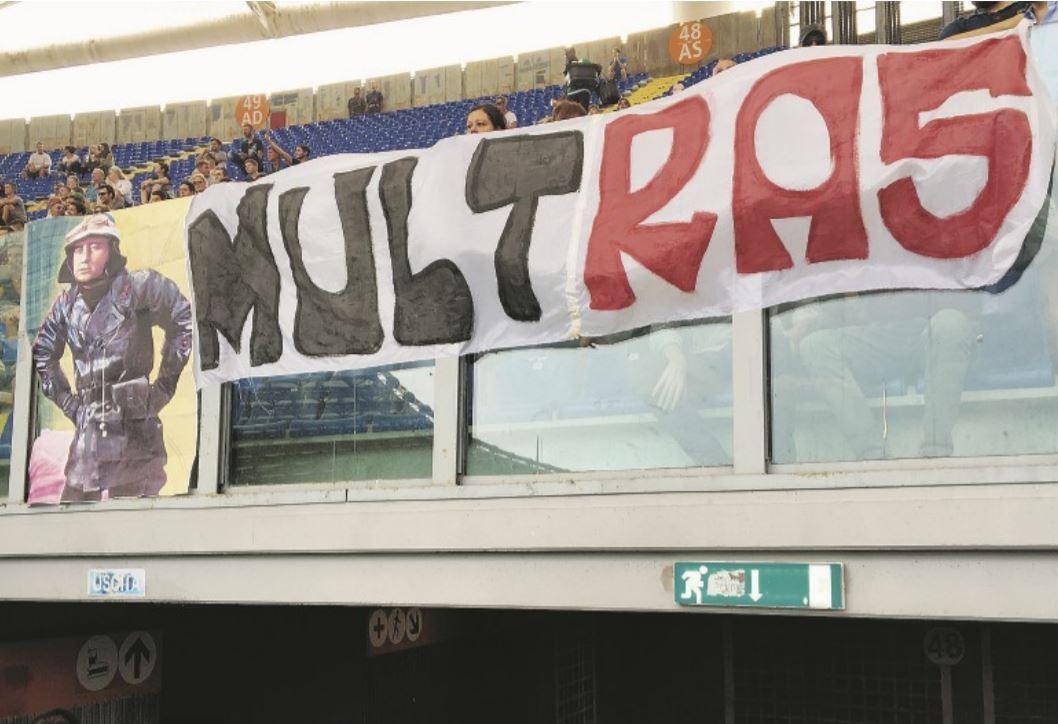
(877, 36), (1032, 259)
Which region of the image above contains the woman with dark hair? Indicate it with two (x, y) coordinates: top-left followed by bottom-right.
(64, 197), (88, 216)
(293, 144), (311, 164)
(551, 99), (588, 122)
(177, 180), (195, 198)
(465, 103), (507, 134)
(59, 146), (83, 175)
(98, 142), (113, 170)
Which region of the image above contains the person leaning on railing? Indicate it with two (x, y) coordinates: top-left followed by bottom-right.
(939, 1), (1055, 39)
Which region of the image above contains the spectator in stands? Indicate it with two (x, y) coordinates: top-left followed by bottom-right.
(55, 185), (71, 202)
(195, 155), (216, 178)
(95, 183), (124, 211)
(230, 123), (264, 173)
(588, 104), (601, 115)
(64, 197), (87, 216)
(107, 167), (133, 206)
(139, 161), (170, 204)
(177, 180), (195, 198)
(243, 156), (265, 182)
(1026, 1), (1057, 26)
(210, 167), (230, 184)
(799, 23), (827, 46)
(148, 190), (166, 204)
(85, 143), (112, 174)
(939, 1), (1040, 39)
(47, 197), (65, 218)
(563, 47), (602, 111)
(712, 59), (736, 76)
(609, 47), (628, 82)
(465, 104), (507, 134)
(0, 183), (27, 231)
(58, 146), (83, 175)
(23, 141), (52, 178)
(85, 167), (106, 204)
(66, 174), (85, 199)
(348, 86), (367, 117)
(264, 132), (292, 172)
(494, 96), (518, 129)
(207, 137), (228, 165)
(617, 97), (631, 110)
(365, 81), (384, 114)
(293, 144), (311, 163)
(551, 99), (587, 122)
(190, 173), (208, 194)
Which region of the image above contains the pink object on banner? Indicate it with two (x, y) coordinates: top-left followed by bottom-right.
(27, 429), (73, 505)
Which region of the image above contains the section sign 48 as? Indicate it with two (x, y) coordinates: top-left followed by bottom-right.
(674, 562), (844, 610)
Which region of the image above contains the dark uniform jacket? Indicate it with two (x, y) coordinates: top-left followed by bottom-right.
(33, 269), (193, 493)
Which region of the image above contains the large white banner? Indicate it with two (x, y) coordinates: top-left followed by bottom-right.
(186, 29), (1056, 386)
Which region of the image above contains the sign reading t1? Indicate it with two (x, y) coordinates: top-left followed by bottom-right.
(674, 562), (844, 610)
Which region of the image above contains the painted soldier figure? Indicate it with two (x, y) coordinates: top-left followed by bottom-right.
(33, 214), (193, 500)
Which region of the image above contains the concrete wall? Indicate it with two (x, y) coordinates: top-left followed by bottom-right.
(374, 73), (412, 111)
(0, 119), (27, 155)
(28, 115), (71, 151)
(116, 106), (162, 145)
(628, 25), (681, 78)
(208, 95), (244, 142)
(515, 49), (554, 91)
(269, 87), (314, 128)
(579, 35), (621, 72)
(462, 57), (515, 99)
(413, 66), (446, 108)
(445, 65), (463, 103)
(316, 81), (354, 122)
(72, 111), (116, 147)
(162, 101), (208, 141)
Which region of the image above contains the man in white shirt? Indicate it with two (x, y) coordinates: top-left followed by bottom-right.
(24, 141), (52, 179)
(495, 97), (518, 129)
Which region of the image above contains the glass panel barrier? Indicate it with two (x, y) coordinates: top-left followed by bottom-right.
(228, 362), (435, 485)
(770, 239), (1058, 463)
(466, 321), (733, 475)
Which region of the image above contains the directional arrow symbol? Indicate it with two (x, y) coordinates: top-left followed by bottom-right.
(749, 569), (763, 602)
(123, 637), (151, 680)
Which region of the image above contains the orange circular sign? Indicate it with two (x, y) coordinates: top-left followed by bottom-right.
(669, 22), (712, 66)
(235, 94), (271, 129)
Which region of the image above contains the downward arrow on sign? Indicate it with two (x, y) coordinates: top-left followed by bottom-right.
(749, 569), (763, 602)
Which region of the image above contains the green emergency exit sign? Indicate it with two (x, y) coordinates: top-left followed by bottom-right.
(674, 562), (844, 610)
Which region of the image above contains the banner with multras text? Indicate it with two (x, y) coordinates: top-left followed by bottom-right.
(186, 29), (1058, 387)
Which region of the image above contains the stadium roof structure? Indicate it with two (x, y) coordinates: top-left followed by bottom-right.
(0, 1), (513, 78)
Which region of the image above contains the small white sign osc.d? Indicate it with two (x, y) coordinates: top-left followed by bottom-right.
(87, 569), (146, 598)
